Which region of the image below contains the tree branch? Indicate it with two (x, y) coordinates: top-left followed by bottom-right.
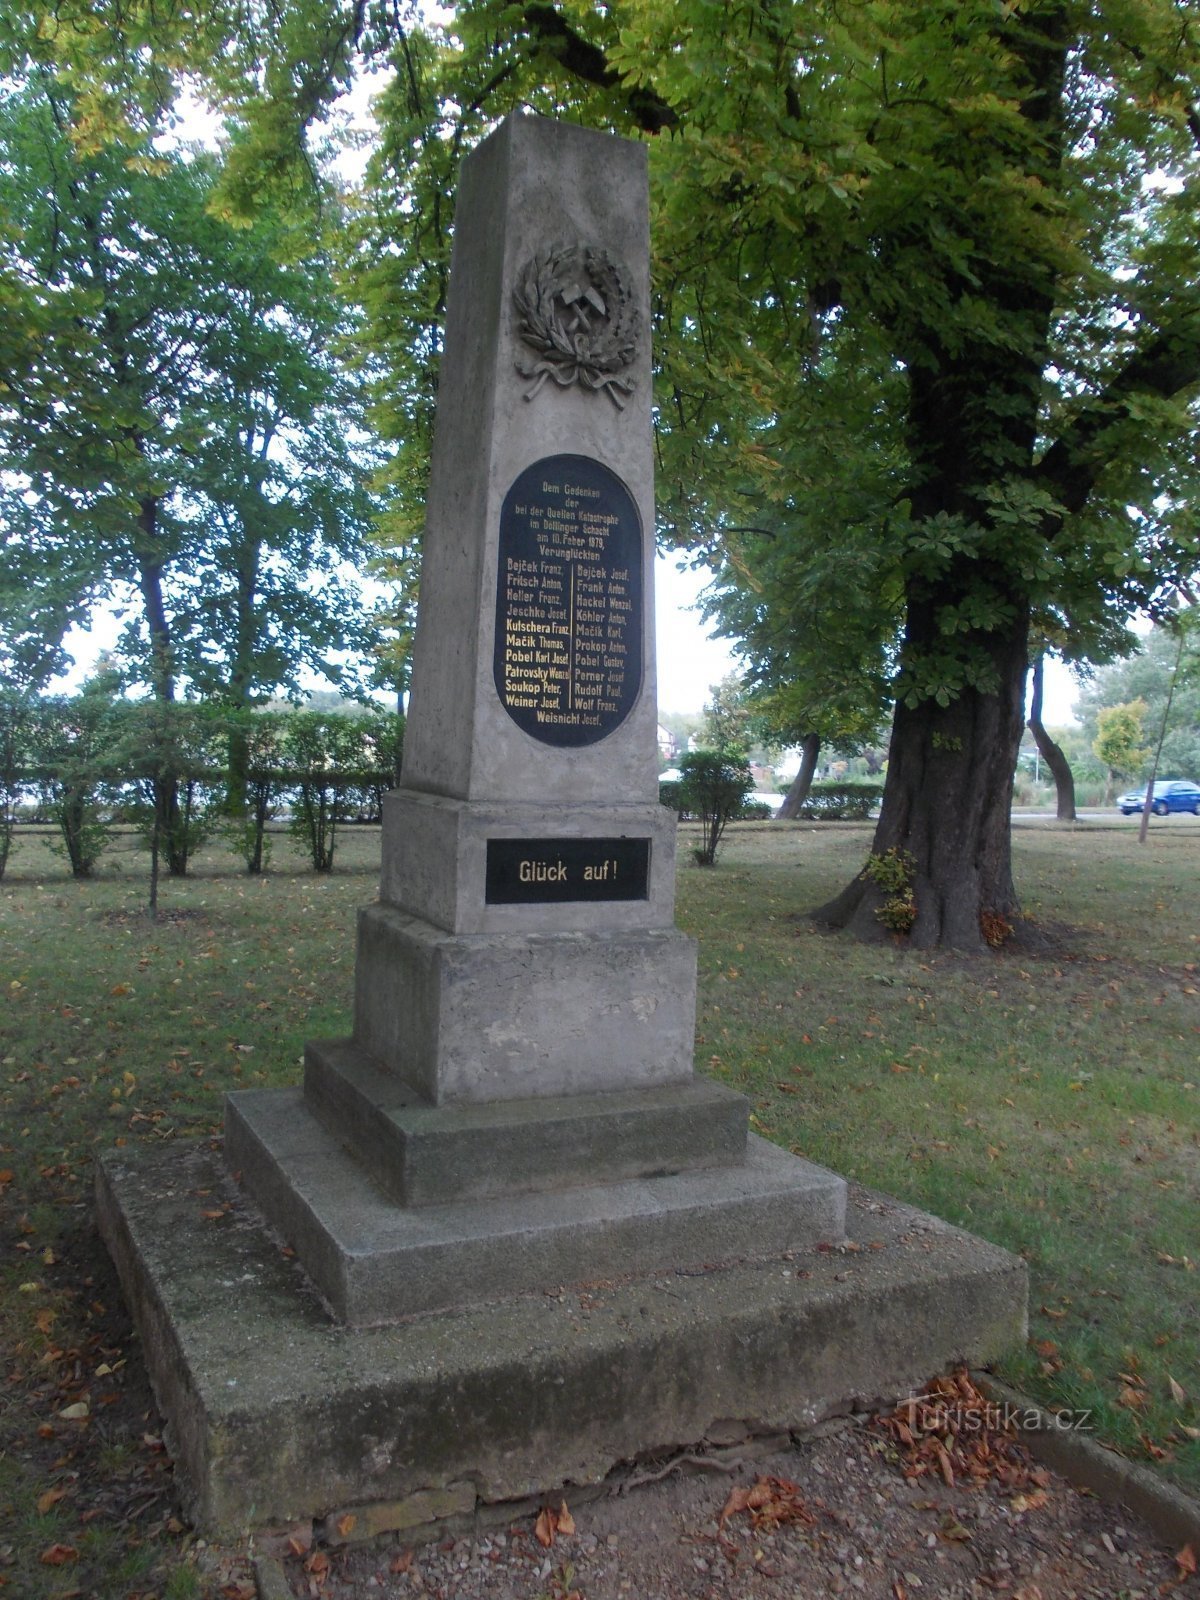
(522, 4), (678, 132)
(1034, 306), (1200, 528)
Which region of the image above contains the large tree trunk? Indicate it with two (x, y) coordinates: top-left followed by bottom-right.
(1027, 654), (1076, 821)
(814, 604), (1029, 951)
(814, 6), (1066, 950)
(776, 732), (820, 819)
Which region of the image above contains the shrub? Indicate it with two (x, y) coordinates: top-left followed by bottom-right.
(0, 691), (36, 882)
(223, 710), (288, 874)
(658, 780), (684, 817)
(796, 781), (883, 821)
(677, 749), (754, 867)
(862, 847), (917, 934)
(32, 686), (120, 878)
(281, 711), (368, 872)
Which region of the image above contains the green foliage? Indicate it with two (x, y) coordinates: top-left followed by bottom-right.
(657, 779), (683, 816)
(280, 711), (369, 872)
(677, 749), (754, 867)
(795, 781), (883, 822)
(1093, 700), (1151, 783)
(862, 847), (917, 935)
(0, 77), (383, 705)
(108, 703), (225, 900)
(31, 682), (121, 878)
(223, 710), (288, 874)
(10, 0), (1200, 942)
(1077, 616), (1200, 781)
(0, 690), (36, 880)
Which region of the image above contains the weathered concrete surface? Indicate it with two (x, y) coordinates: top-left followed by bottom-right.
(400, 115), (659, 807)
(224, 1088), (845, 1322)
(352, 905), (698, 1104)
(379, 792), (681, 936)
(95, 1141), (1028, 1537)
(304, 1040), (750, 1204)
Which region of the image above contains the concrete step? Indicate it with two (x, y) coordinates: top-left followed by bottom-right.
(96, 1139), (1027, 1536)
(304, 1037), (751, 1206)
(224, 1086), (845, 1323)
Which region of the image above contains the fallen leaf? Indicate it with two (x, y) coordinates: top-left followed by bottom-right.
(557, 1501), (576, 1536)
(719, 1476), (814, 1537)
(939, 1515), (972, 1542)
(39, 1544), (78, 1566)
(1168, 1375), (1188, 1407)
(36, 1486), (66, 1515)
(1010, 1490), (1049, 1514)
(390, 1549), (414, 1575)
(534, 1506), (557, 1548)
(335, 1512), (356, 1538)
(1176, 1544), (1197, 1579)
(57, 1402), (88, 1420)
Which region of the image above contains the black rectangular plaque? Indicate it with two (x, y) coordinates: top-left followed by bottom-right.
(485, 837), (650, 904)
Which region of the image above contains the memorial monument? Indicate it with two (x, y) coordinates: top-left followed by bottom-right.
(97, 115), (1027, 1535)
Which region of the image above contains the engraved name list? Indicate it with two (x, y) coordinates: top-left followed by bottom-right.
(493, 454), (643, 747)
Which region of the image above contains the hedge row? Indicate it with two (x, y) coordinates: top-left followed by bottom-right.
(0, 695), (403, 881)
(792, 781), (883, 820)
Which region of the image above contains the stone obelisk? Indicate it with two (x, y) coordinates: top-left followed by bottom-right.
(221, 114), (846, 1325)
(96, 115), (1026, 1536)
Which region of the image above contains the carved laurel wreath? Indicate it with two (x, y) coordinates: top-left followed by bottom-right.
(512, 240), (641, 409)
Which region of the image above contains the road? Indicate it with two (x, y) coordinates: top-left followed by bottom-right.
(1012, 807), (1200, 825)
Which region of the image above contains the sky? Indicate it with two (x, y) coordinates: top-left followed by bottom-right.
(653, 555), (739, 715)
(52, 553), (1082, 724)
(652, 554), (1081, 725)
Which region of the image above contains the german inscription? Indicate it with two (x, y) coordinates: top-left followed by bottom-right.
(494, 454), (643, 746)
(485, 837), (651, 904)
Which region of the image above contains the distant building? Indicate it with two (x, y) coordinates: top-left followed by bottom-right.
(657, 724), (679, 762)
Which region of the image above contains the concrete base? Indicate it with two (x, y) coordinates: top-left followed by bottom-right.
(353, 905), (698, 1103)
(225, 1086), (845, 1323)
(95, 1141), (1028, 1537)
(380, 790), (682, 936)
(304, 1039), (751, 1205)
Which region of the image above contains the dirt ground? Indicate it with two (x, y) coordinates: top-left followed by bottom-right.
(273, 1402), (1197, 1600)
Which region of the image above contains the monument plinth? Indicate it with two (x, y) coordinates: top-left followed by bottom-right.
(97, 114), (1026, 1535)
(223, 119), (845, 1324)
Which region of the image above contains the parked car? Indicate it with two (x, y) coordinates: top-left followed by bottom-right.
(1116, 779), (1200, 816)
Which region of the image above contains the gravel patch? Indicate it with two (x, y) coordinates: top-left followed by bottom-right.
(276, 1417), (1194, 1600)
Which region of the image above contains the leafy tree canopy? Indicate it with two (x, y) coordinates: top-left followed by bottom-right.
(0, 75), (383, 707)
(19, 0), (1200, 944)
(1077, 612), (1200, 778)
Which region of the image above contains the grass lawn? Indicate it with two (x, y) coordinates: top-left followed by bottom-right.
(1, 816), (1197, 1594)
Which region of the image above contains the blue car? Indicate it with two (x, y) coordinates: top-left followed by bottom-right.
(1117, 779), (1200, 816)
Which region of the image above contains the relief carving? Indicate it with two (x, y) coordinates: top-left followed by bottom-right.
(512, 240), (640, 409)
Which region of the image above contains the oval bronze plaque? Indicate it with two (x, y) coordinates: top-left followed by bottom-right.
(493, 454), (643, 746)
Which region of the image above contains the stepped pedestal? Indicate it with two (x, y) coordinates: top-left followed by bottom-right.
(97, 114), (1026, 1534)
